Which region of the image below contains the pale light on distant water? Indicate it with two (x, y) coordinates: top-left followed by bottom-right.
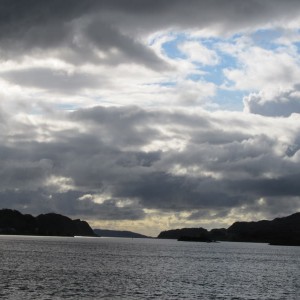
(0, 236), (299, 299)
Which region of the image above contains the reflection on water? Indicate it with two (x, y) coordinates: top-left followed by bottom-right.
(0, 235), (299, 299)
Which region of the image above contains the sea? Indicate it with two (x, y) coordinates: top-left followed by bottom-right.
(0, 235), (299, 299)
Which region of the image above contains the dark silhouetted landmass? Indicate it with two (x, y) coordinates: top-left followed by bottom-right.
(177, 236), (213, 243)
(94, 228), (149, 238)
(227, 212), (300, 245)
(158, 227), (210, 241)
(157, 212), (300, 246)
(0, 209), (95, 237)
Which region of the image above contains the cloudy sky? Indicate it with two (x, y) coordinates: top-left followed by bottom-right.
(1, 0), (300, 236)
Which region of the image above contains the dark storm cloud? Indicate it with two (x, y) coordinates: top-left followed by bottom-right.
(72, 105), (211, 126)
(192, 130), (249, 145)
(0, 0), (168, 69)
(71, 106), (163, 147)
(83, 20), (167, 69)
(113, 171), (247, 211)
(229, 173), (300, 197)
(1, 105), (299, 220)
(1, 68), (102, 92)
(42, 192), (145, 221)
(0, 159), (52, 190)
(1, 0), (300, 66)
(0, 190), (145, 220)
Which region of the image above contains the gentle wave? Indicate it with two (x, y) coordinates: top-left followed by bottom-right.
(0, 236), (299, 299)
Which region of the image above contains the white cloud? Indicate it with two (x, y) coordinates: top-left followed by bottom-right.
(223, 45), (300, 91)
(244, 86), (300, 117)
(178, 41), (219, 65)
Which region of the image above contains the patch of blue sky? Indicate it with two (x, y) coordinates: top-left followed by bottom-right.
(195, 33), (242, 47)
(293, 41), (300, 53)
(199, 36), (225, 48)
(186, 51), (238, 87)
(162, 32), (240, 85)
(162, 35), (222, 60)
(186, 73), (203, 82)
(250, 29), (282, 50)
(161, 33), (187, 59)
(160, 32), (251, 111)
(158, 81), (177, 87)
(162, 30), (282, 63)
(144, 81), (177, 87)
(213, 88), (247, 111)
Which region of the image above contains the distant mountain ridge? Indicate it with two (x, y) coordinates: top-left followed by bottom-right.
(158, 212), (300, 246)
(93, 228), (149, 238)
(0, 209), (95, 237)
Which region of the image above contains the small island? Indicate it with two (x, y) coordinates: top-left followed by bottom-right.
(177, 236), (214, 243)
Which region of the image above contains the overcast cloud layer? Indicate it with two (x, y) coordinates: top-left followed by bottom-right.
(1, 0), (300, 235)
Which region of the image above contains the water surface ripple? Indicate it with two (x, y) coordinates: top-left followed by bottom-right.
(0, 236), (299, 299)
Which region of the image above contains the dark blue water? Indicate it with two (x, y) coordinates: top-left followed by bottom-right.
(0, 236), (299, 299)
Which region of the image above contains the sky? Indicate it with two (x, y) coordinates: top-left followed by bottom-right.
(1, 0), (300, 236)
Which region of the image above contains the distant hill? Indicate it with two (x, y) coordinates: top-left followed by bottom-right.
(227, 212), (300, 245)
(157, 212), (300, 246)
(94, 229), (149, 238)
(0, 209), (96, 237)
